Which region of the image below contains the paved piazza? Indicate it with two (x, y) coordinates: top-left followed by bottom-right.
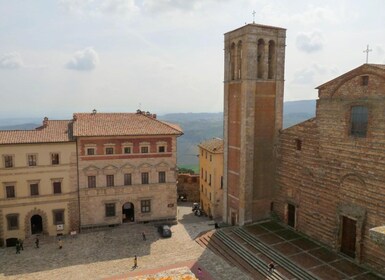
(0, 203), (251, 280)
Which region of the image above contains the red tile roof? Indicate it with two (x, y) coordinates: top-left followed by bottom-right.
(72, 112), (183, 137)
(198, 138), (224, 153)
(0, 120), (72, 144)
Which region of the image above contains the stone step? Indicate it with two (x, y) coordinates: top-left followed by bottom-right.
(234, 227), (319, 280)
(215, 230), (288, 280)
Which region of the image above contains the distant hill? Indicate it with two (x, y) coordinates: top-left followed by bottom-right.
(0, 100), (316, 167)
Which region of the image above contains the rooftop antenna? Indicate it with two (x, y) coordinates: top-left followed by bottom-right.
(363, 45), (372, 64)
(252, 10), (256, 24)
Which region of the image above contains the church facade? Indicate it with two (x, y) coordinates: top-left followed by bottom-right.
(223, 23), (385, 273)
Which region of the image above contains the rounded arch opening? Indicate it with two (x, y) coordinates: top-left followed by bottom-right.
(268, 40), (276, 79)
(257, 39), (265, 79)
(122, 202), (135, 223)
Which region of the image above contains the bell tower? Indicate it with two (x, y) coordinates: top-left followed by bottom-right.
(223, 23), (286, 225)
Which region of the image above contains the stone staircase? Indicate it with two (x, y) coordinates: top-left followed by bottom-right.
(197, 226), (321, 280)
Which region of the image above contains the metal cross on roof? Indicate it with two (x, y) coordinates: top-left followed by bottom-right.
(252, 10), (256, 24)
(363, 45), (372, 64)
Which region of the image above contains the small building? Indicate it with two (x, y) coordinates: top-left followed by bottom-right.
(176, 173), (200, 202)
(198, 138), (223, 220)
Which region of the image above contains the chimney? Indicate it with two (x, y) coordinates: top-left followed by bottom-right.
(152, 114), (157, 119)
(136, 109), (141, 114)
(92, 109), (97, 115)
(43, 117), (48, 127)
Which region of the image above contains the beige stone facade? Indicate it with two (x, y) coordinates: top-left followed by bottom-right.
(223, 24), (286, 225)
(198, 138), (223, 220)
(0, 111), (182, 245)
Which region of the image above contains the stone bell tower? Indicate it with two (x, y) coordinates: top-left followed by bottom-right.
(223, 23), (286, 225)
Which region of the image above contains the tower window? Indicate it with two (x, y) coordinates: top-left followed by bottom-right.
(361, 76), (369, 86)
(350, 106), (368, 137)
(295, 139), (302, 151)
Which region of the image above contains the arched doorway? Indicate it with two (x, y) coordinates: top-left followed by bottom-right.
(122, 202), (134, 223)
(31, 215), (43, 234)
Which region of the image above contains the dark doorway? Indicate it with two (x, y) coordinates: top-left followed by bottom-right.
(6, 238), (18, 247)
(341, 216), (356, 258)
(122, 202), (134, 223)
(31, 215), (43, 234)
(231, 212), (236, 226)
(287, 204), (296, 228)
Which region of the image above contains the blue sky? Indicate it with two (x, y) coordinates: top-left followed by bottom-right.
(1, 0), (384, 118)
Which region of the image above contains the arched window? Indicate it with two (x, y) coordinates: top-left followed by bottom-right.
(257, 39), (265, 79)
(350, 106), (368, 137)
(230, 42), (236, 80)
(237, 41), (242, 79)
(268, 40), (276, 79)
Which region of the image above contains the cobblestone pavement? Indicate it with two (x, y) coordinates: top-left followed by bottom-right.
(0, 203), (250, 280)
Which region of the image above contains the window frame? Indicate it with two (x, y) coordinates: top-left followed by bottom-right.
(105, 203), (116, 217)
(86, 148), (95, 155)
(4, 155), (14, 168)
(53, 209), (65, 225)
(105, 147), (114, 155)
(123, 146), (132, 154)
(27, 154), (37, 166)
(141, 172), (149, 184)
(51, 153), (60, 165)
(5, 185), (15, 198)
(30, 183), (39, 196)
(158, 171), (166, 183)
(141, 200), (151, 213)
(124, 173), (132, 186)
(7, 214), (19, 230)
(350, 105), (368, 138)
(140, 146), (149, 154)
(88, 176), (96, 188)
(53, 181), (62, 194)
(106, 175), (114, 187)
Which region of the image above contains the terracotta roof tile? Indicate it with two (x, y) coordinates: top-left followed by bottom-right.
(72, 112), (183, 137)
(0, 120), (72, 144)
(198, 138), (224, 153)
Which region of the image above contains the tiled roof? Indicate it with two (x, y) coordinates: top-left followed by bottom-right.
(72, 112), (183, 137)
(0, 120), (72, 144)
(198, 138), (224, 153)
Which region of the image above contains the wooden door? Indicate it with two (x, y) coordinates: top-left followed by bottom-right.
(341, 216), (356, 258)
(287, 204), (296, 228)
(231, 212), (236, 226)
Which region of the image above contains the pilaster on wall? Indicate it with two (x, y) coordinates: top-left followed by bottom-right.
(0, 209), (3, 247)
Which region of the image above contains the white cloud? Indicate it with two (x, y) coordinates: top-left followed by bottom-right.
(59, 0), (138, 16)
(290, 7), (337, 25)
(100, 0), (138, 15)
(296, 31), (324, 53)
(0, 52), (25, 69)
(291, 63), (335, 85)
(66, 47), (100, 71)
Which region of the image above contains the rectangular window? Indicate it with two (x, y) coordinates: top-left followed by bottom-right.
(30, 183), (39, 196)
(124, 147), (132, 154)
(221, 176), (223, 189)
(295, 139), (302, 151)
(28, 154), (37, 166)
(158, 171), (166, 183)
(106, 175), (114, 187)
(141, 172), (149, 184)
(350, 106), (368, 137)
(362, 75), (369, 86)
(7, 214), (19, 230)
(105, 203), (116, 217)
(53, 210), (64, 225)
(106, 147), (114, 154)
(209, 174), (212, 186)
(201, 168), (203, 178)
(88, 176), (96, 188)
(205, 171), (207, 182)
(141, 146), (149, 153)
(4, 155), (13, 168)
(6, 185), (15, 198)
(158, 146), (165, 153)
(87, 148), (95, 155)
(124, 173), (132, 185)
(51, 153), (60, 165)
(53, 182), (62, 194)
(141, 200), (151, 213)
(210, 154), (212, 161)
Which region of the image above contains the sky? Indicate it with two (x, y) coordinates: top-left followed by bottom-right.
(1, 0), (385, 119)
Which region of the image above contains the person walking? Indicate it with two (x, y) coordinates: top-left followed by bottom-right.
(133, 255), (137, 269)
(15, 242), (21, 254)
(58, 238), (63, 249)
(18, 239), (24, 251)
(35, 237), (39, 248)
(142, 232), (146, 241)
(268, 262), (276, 272)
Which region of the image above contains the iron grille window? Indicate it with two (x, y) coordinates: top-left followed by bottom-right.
(106, 175), (114, 187)
(87, 148), (95, 155)
(124, 173), (132, 185)
(141, 172), (149, 184)
(141, 200), (151, 213)
(124, 147), (132, 154)
(350, 106), (368, 137)
(105, 203), (116, 217)
(158, 171), (166, 183)
(30, 183), (39, 196)
(88, 176), (96, 188)
(141, 146), (149, 153)
(106, 147), (114, 154)
(6, 186), (15, 198)
(158, 146), (165, 153)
